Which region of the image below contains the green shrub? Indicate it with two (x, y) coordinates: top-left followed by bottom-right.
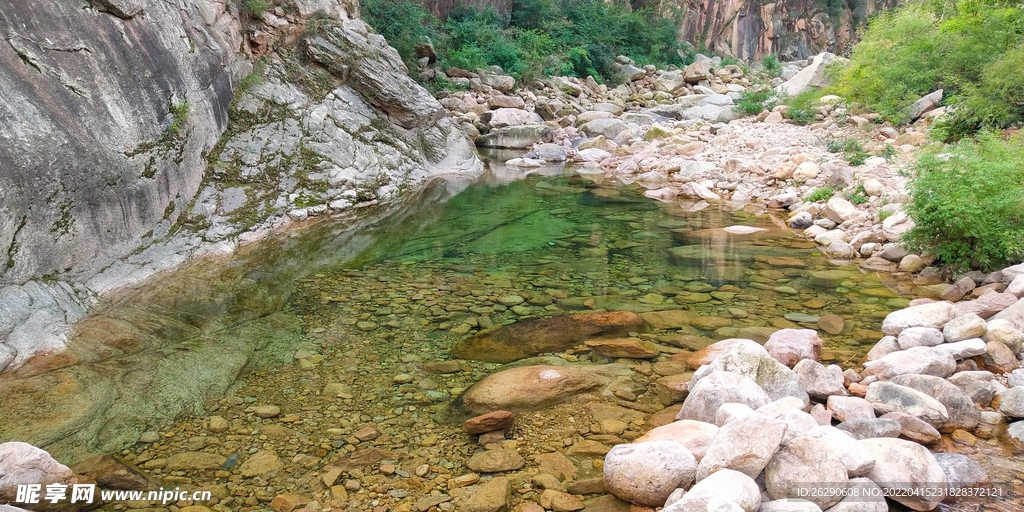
(830, 1), (1024, 138)
(362, 0), (440, 66)
(734, 88), (778, 116)
(243, 0), (274, 19)
(880, 144), (898, 160)
(824, 137), (869, 166)
(761, 53), (783, 78)
(362, 0), (689, 84)
(845, 183), (869, 204)
(167, 101), (192, 136)
(806, 187), (836, 202)
(903, 132), (1024, 272)
(783, 89), (825, 125)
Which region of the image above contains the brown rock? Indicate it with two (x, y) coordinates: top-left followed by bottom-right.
(640, 310), (695, 329)
(653, 374), (691, 405)
(882, 411), (941, 445)
(540, 489), (584, 511)
(444, 365), (607, 421)
(464, 476), (511, 512)
(690, 316), (732, 331)
(566, 477), (605, 495)
(585, 338), (660, 359)
(980, 341), (1017, 373)
(818, 314), (845, 335)
(684, 338), (753, 369)
(941, 277), (977, 302)
(269, 493), (310, 512)
(333, 448), (390, 472)
(765, 329), (823, 366)
(71, 454), (151, 490)
(464, 411), (515, 434)
(466, 449), (525, 473)
(451, 311), (646, 363)
(536, 452), (577, 481)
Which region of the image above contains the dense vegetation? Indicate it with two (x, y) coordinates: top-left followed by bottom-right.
(903, 132), (1024, 272)
(831, 0), (1024, 141)
(362, 0), (691, 84)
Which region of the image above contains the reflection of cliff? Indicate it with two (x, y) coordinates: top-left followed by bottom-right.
(678, 0), (901, 60)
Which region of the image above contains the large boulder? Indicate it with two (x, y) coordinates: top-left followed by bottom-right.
(696, 413), (788, 480)
(794, 359), (847, 400)
(440, 365), (608, 421)
(881, 301), (960, 336)
(933, 452), (989, 497)
(676, 371), (770, 423)
(764, 329), (822, 366)
(475, 124), (553, 149)
(804, 426), (875, 477)
(0, 442), (77, 503)
(775, 53), (840, 97)
(690, 340), (809, 405)
(947, 370), (1002, 405)
(1000, 386), (1024, 418)
(579, 118), (630, 140)
(662, 469), (760, 512)
(603, 441), (697, 507)
(889, 374), (979, 431)
(827, 396), (875, 422)
(864, 382), (949, 427)
(633, 420), (719, 462)
(764, 435), (849, 509)
(827, 478), (888, 512)
(943, 313), (988, 342)
(450, 311), (645, 363)
(862, 346), (956, 379)
(859, 438), (948, 511)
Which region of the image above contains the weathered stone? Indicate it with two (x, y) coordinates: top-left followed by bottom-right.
(765, 329), (822, 367)
(983, 318), (1024, 354)
(464, 410), (515, 434)
(603, 441), (697, 507)
(476, 124), (553, 149)
(466, 450), (525, 473)
(827, 396), (875, 422)
(935, 338), (987, 360)
(859, 437), (948, 511)
(999, 386), (1024, 418)
(889, 374), (979, 431)
(881, 301), (959, 336)
(661, 469), (760, 512)
(696, 413), (788, 480)
(71, 453), (150, 490)
(690, 341), (808, 405)
(947, 371), (1001, 405)
(675, 371), (770, 423)
(805, 426), (875, 477)
(764, 435), (849, 509)
(865, 381), (949, 427)
(0, 442), (77, 502)
(239, 449), (284, 478)
(633, 420), (718, 462)
(451, 311), (645, 363)
(862, 346), (956, 379)
(836, 418), (902, 440)
(933, 452), (989, 498)
(164, 451), (227, 471)
(584, 338), (660, 359)
(896, 327), (944, 350)
(443, 365), (608, 421)
(981, 340), (1017, 373)
(880, 411), (941, 445)
(943, 313), (987, 342)
(539, 489), (584, 512)
(794, 359), (847, 400)
(464, 477), (511, 512)
(827, 478), (888, 512)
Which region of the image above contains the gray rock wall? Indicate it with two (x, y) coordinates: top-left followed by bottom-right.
(0, 1), (481, 372)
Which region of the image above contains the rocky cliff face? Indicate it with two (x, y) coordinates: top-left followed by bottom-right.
(677, 0), (900, 61)
(0, 0), (480, 372)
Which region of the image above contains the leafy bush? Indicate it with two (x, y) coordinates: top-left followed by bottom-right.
(783, 89), (825, 125)
(903, 132), (1024, 272)
(362, 0), (689, 84)
(734, 88), (778, 116)
(806, 187), (836, 202)
(825, 137), (869, 166)
(845, 183), (869, 204)
(830, 1), (1024, 139)
(761, 53), (783, 78)
(362, 0), (439, 65)
(243, 0), (274, 19)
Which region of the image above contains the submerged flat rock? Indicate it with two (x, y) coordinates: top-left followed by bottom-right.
(450, 311), (646, 363)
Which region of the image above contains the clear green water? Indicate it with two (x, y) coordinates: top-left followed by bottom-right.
(1, 159), (911, 460)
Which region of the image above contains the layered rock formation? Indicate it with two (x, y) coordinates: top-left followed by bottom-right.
(0, 0), (480, 371)
(678, 0), (902, 61)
